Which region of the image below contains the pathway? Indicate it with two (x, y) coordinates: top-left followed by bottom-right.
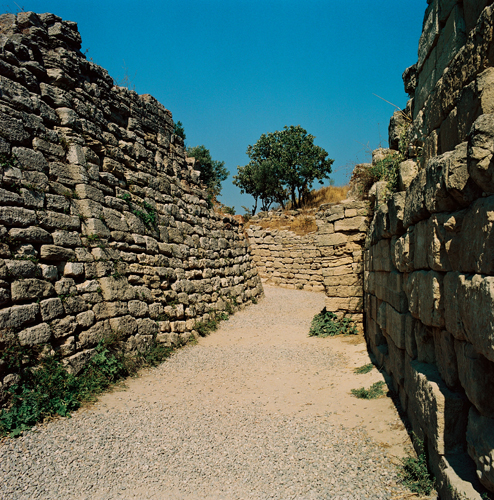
(0, 286), (412, 500)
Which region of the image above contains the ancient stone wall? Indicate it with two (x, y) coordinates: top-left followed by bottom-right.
(365, 1), (494, 498)
(247, 199), (369, 324)
(0, 11), (262, 400)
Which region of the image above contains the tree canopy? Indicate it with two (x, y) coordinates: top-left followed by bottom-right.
(187, 145), (229, 198)
(233, 125), (334, 213)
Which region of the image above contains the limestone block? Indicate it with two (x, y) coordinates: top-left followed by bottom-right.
(404, 314), (417, 360)
(4, 259), (37, 279)
(8, 226), (52, 244)
(393, 230), (414, 273)
(386, 335), (405, 385)
(325, 296), (362, 313)
(137, 317), (158, 336)
(418, 1), (440, 71)
(0, 206), (37, 227)
(404, 357), (469, 455)
(128, 300), (149, 318)
(76, 310), (95, 328)
(52, 231), (82, 247)
(455, 340), (494, 418)
(64, 349), (96, 375)
(435, 5), (467, 78)
(433, 329), (459, 389)
(427, 214), (454, 272)
(75, 183), (105, 203)
(0, 304), (39, 330)
(412, 219), (430, 271)
(404, 170), (430, 228)
(324, 274), (362, 287)
(385, 303), (407, 350)
(98, 276), (135, 301)
(368, 203), (391, 243)
(40, 297), (64, 322)
(388, 192), (405, 236)
(18, 323), (51, 346)
(38, 211), (80, 231)
(40, 245), (76, 261)
(82, 218), (111, 239)
(466, 407), (494, 493)
(366, 316), (387, 348)
(93, 301), (128, 321)
(49, 162), (89, 185)
(325, 285), (362, 298)
(457, 196), (494, 274)
(405, 270), (444, 328)
(468, 114), (494, 193)
(11, 278), (55, 302)
(62, 295), (87, 315)
(109, 315), (138, 337)
(50, 316), (77, 339)
(334, 216), (368, 233)
(414, 321), (436, 364)
(64, 262), (84, 278)
(315, 232), (347, 247)
(445, 273), (494, 362)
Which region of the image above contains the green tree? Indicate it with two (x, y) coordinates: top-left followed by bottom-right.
(234, 125), (334, 213)
(187, 145), (229, 197)
(173, 121), (186, 141)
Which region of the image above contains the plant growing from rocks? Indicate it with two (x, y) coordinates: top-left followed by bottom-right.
(398, 434), (435, 496)
(308, 307), (358, 337)
(354, 363), (374, 374)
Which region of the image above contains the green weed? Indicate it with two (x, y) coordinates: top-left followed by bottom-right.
(308, 307), (358, 337)
(398, 435), (435, 496)
(354, 363), (374, 374)
(351, 381), (386, 399)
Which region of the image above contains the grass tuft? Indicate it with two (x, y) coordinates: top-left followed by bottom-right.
(398, 434), (435, 496)
(351, 381), (386, 399)
(354, 363), (374, 374)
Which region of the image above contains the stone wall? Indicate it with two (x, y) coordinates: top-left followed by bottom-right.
(0, 11), (263, 401)
(246, 199), (369, 324)
(365, 1), (494, 498)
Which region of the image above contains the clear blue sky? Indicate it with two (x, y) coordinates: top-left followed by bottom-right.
(3, 1), (426, 212)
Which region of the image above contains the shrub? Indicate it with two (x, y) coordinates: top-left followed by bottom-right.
(354, 363), (374, 374)
(308, 307), (358, 337)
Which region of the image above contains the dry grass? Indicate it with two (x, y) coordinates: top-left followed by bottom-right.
(289, 185), (349, 210)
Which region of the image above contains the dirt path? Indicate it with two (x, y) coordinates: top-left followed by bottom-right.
(1, 286), (413, 500)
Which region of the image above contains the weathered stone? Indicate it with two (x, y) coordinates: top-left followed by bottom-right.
(398, 160), (419, 191)
(136, 317), (158, 336)
(455, 340), (494, 418)
(404, 357), (469, 455)
(40, 245), (76, 261)
(63, 262), (84, 277)
(110, 315), (137, 336)
(77, 320), (112, 349)
(93, 301), (128, 321)
(0, 207), (37, 227)
(18, 323), (51, 346)
(64, 349), (96, 375)
(76, 310), (95, 328)
(128, 300), (149, 318)
(444, 272), (494, 362)
(9, 226), (52, 244)
(5, 259), (37, 278)
(50, 316), (77, 339)
(11, 278), (55, 302)
(404, 271), (444, 328)
(466, 407), (494, 493)
(40, 297), (64, 322)
(98, 276), (135, 301)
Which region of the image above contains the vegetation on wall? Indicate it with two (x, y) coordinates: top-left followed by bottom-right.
(308, 307), (358, 337)
(187, 145), (229, 198)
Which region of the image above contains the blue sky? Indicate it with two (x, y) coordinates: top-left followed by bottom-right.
(3, 1), (426, 212)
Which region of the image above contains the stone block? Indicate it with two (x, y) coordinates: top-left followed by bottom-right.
(445, 273), (494, 362)
(398, 160), (419, 191)
(11, 278), (55, 302)
(414, 321), (436, 364)
(385, 303), (407, 350)
(40, 245), (76, 261)
(404, 270), (444, 328)
(324, 296), (362, 313)
(404, 170), (430, 229)
(404, 314), (417, 360)
(64, 349), (96, 375)
(5, 259), (37, 279)
(110, 315), (138, 337)
(388, 192), (406, 236)
(98, 276), (135, 301)
(64, 262), (84, 278)
(315, 232), (347, 247)
(137, 317), (158, 336)
(455, 340), (494, 418)
(0, 206), (37, 227)
(466, 407), (494, 493)
(393, 229), (414, 273)
(464, 0), (492, 33)
(50, 316), (77, 339)
(18, 323), (51, 346)
(40, 297), (64, 322)
(468, 114), (494, 193)
(77, 320), (112, 349)
(433, 329), (459, 389)
(334, 216), (368, 233)
(404, 357), (469, 455)
(9, 226), (52, 244)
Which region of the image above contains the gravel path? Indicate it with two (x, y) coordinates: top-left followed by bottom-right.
(0, 286), (409, 500)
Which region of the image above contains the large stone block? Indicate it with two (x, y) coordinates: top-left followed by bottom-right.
(405, 270), (445, 328)
(455, 340), (494, 418)
(433, 329), (459, 389)
(393, 230), (414, 273)
(315, 232), (347, 247)
(404, 357), (469, 455)
(404, 170), (430, 228)
(466, 407), (494, 493)
(468, 113), (494, 193)
(334, 216), (368, 233)
(445, 272), (494, 362)
(98, 276), (135, 301)
(18, 323), (51, 346)
(11, 279), (55, 302)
